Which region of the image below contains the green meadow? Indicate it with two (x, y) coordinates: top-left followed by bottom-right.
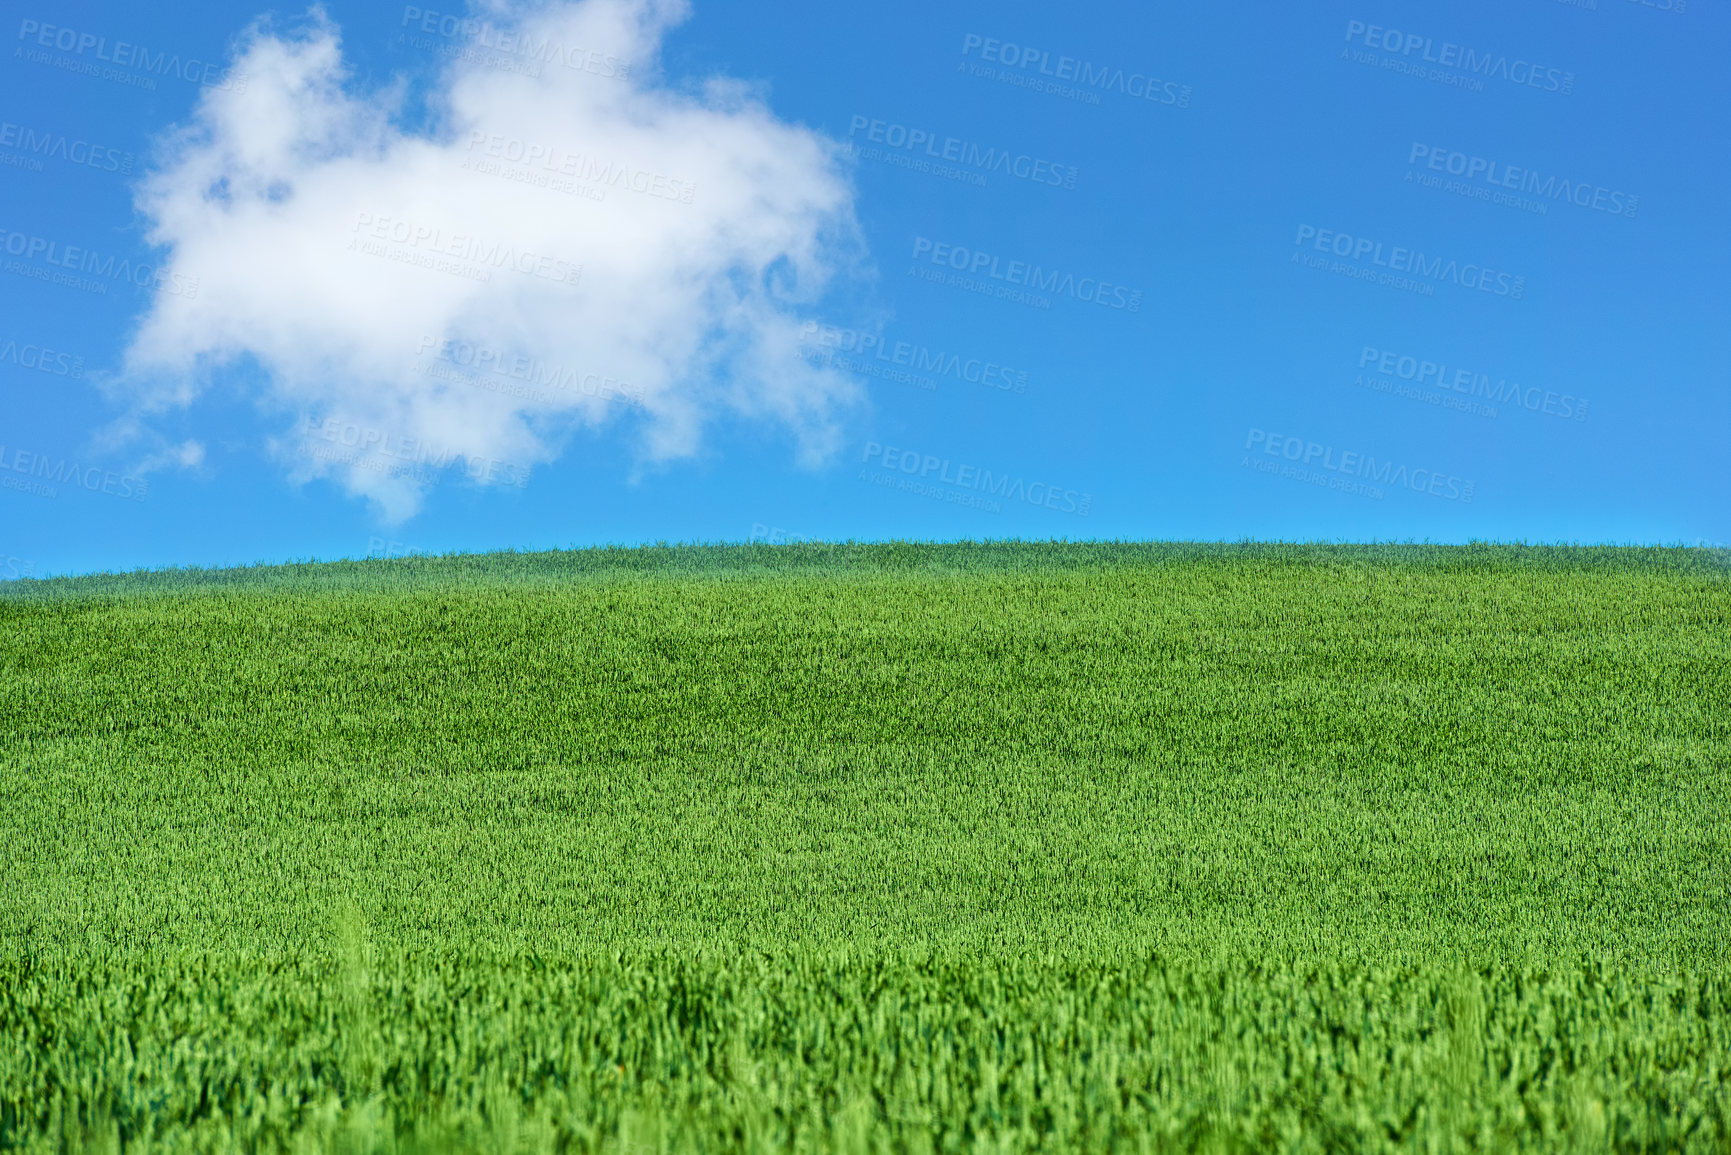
(2, 542), (1727, 1151)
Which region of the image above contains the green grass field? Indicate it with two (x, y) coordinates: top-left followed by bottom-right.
(2, 542), (1728, 1152)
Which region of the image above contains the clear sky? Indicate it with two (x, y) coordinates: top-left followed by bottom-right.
(2, 0), (1726, 578)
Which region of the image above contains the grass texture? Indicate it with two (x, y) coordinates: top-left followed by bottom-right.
(1, 541), (1728, 1151)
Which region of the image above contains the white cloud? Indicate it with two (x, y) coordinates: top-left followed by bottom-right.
(123, 0), (863, 521)
(89, 412), (206, 479)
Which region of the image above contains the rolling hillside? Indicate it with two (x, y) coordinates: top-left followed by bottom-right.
(3, 542), (1728, 1151)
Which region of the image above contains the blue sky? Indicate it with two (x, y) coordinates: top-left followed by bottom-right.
(2, 0), (1725, 578)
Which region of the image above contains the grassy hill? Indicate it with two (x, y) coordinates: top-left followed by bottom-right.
(2, 542), (1728, 1151)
